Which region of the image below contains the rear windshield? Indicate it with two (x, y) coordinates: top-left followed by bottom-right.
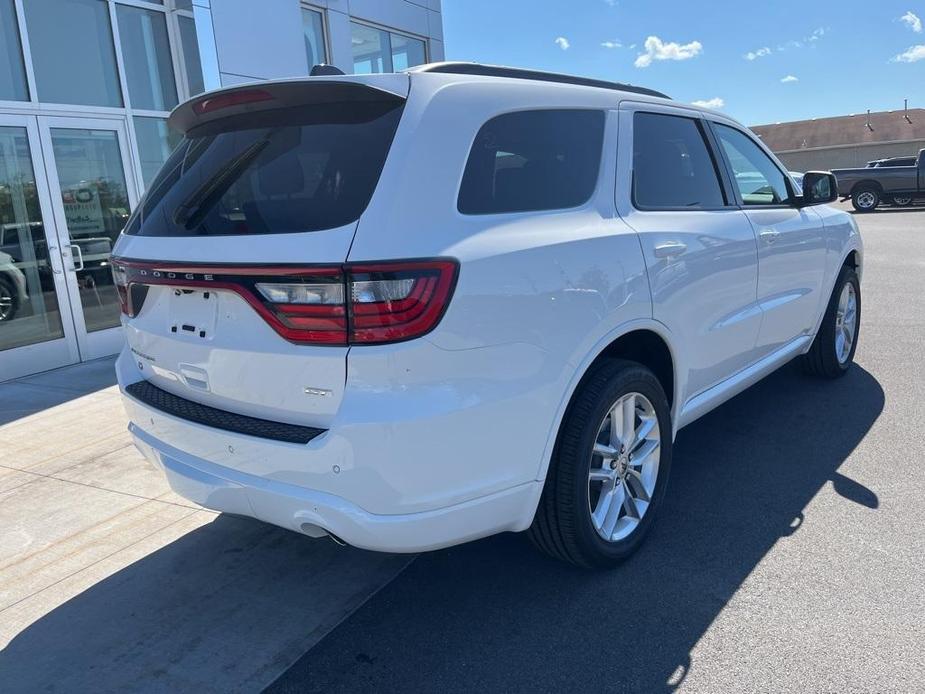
(126, 100), (403, 236)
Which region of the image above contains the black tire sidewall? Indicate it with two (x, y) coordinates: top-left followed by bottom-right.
(817, 266), (861, 375)
(561, 363), (673, 565)
(852, 189), (879, 212)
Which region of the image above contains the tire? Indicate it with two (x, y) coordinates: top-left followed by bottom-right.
(801, 264), (861, 379)
(0, 275), (19, 322)
(851, 188), (880, 212)
(891, 195), (913, 207)
(528, 359), (672, 568)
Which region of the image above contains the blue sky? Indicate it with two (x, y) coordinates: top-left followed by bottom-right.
(442, 0), (925, 125)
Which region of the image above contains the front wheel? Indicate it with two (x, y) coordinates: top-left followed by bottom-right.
(891, 195), (913, 207)
(528, 359), (672, 568)
(851, 188), (880, 212)
(801, 265), (860, 378)
(0, 276), (19, 322)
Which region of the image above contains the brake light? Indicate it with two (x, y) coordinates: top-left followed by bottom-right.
(110, 259), (458, 346)
(192, 88), (274, 115)
(112, 261), (129, 315)
(347, 261), (457, 343)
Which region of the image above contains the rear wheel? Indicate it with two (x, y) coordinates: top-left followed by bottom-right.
(891, 195), (913, 207)
(528, 359), (672, 568)
(851, 188), (880, 212)
(801, 265), (860, 378)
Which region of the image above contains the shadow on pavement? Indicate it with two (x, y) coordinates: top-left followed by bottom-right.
(849, 206), (925, 215)
(0, 514), (409, 693)
(0, 357), (118, 426)
(268, 362), (884, 693)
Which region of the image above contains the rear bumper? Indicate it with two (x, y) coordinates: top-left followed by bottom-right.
(130, 423), (539, 552)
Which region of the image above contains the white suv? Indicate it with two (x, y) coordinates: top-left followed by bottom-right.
(113, 64), (862, 568)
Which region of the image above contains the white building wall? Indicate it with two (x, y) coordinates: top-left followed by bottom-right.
(206, 0), (444, 85)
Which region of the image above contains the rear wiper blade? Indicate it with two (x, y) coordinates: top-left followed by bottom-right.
(172, 137), (271, 229)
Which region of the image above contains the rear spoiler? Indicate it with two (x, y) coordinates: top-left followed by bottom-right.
(168, 75), (409, 134)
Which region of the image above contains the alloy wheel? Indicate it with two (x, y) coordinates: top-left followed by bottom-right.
(588, 392), (661, 542)
(834, 282), (858, 364)
(0, 284), (13, 322)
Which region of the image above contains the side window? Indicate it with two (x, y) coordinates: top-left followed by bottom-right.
(632, 112), (726, 210)
(458, 110), (605, 215)
(714, 124), (791, 205)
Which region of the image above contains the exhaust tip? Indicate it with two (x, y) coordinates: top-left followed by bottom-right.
(299, 522), (329, 538)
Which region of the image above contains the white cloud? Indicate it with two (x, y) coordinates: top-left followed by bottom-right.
(691, 97), (725, 109)
(634, 36), (703, 68)
(554, 36), (570, 50)
(603, 0), (617, 6)
(744, 47), (771, 60)
(893, 44), (925, 62)
(778, 28), (827, 52)
(808, 27), (826, 41)
(601, 40), (623, 49)
(901, 11), (923, 33)
(780, 74), (799, 83)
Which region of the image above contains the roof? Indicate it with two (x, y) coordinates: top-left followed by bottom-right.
(752, 108), (925, 152)
(410, 62), (670, 100)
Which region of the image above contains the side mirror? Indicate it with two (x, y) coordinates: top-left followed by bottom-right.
(800, 171), (838, 206)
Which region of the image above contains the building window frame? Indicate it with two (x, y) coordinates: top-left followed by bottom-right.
(0, 0), (202, 197)
(349, 17), (429, 74)
(300, 3), (330, 68)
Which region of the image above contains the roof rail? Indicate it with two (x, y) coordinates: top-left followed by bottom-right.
(409, 62), (670, 100)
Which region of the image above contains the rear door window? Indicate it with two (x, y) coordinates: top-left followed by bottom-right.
(632, 112), (726, 209)
(128, 100), (404, 236)
(458, 109), (605, 215)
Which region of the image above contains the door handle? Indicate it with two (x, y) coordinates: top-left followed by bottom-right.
(759, 229), (781, 244)
(48, 245), (63, 275)
(69, 243), (85, 271)
(654, 241), (688, 259)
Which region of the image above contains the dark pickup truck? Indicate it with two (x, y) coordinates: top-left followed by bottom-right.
(833, 148), (925, 212)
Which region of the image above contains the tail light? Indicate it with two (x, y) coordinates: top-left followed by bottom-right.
(192, 88), (274, 115)
(110, 259), (458, 346)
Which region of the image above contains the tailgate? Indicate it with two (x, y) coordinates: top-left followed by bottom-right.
(112, 78), (407, 427)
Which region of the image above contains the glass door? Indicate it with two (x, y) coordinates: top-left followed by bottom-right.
(38, 116), (139, 362)
(0, 115), (79, 382)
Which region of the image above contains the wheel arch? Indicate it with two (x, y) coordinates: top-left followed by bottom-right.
(533, 321), (679, 484)
(850, 180), (883, 195)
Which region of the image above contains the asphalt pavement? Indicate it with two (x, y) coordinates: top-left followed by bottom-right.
(268, 203), (925, 693)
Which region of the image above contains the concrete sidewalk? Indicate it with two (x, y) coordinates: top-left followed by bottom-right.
(0, 358), (410, 693)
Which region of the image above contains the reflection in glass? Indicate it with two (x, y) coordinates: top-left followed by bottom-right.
(23, 0), (123, 107)
(50, 129), (131, 333)
(192, 6), (221, 93)
(134, 117), (182, 191)
(116, 4), (178, 111)
(351, 23), (427, 74)
(391, 33), (426, 71)
(179, 16), (205, 96)
(302, 8), (326, 68)
(351, 23), (391, 74)
(0, 127), (64, 352)
(0, 0), (29, 102)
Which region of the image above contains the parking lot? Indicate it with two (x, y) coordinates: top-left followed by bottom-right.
(2, 202), (923, 692)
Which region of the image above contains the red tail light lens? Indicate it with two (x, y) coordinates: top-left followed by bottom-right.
(192, 88), (274, 115)
(110, 259), (458, 346)
(348, 261), (457, 343)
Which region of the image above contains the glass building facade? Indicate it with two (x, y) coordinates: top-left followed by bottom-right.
(0, 0), (442, 381)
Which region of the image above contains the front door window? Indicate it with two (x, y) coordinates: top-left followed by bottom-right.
(48, 128), (131, 333)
